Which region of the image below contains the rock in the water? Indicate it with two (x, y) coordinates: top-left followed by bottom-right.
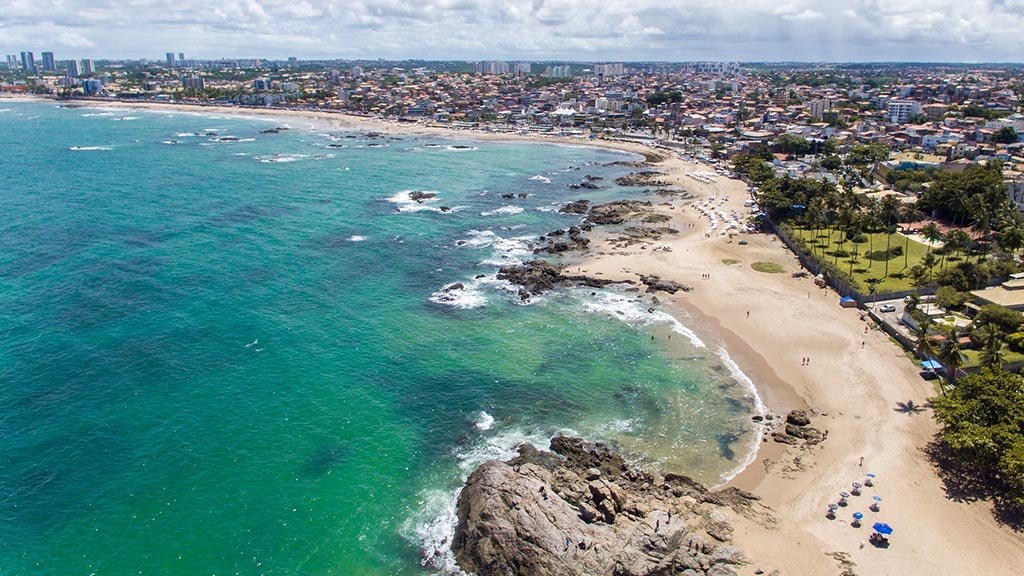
(559, 199), (591, 214)
(450, 436), (749, 576)
(409, 190), (437, 203)
(586, 200), (653, 225)
(497, 261), (630, 296)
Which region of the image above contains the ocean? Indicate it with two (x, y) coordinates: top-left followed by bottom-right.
(0, 102), (762, 575)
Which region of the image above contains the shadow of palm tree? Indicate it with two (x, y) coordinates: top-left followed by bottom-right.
(894, 400), (927, 415)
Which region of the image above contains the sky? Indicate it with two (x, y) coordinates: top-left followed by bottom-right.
(1, 0), (1023, 63)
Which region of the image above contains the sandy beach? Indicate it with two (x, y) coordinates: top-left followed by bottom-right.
(575, 155), (1024, 575)
(16, 95), (1024, 574)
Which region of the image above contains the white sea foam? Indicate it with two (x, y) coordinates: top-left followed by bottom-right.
(429, 280), (489, 309)
(445, 145), (478, 152)
(580, 292), (706, 349)
(161, 140), (179, 145)
(256, 153), (307, 163)
(457, 230), (534, 266)
(387, 190), (460, 214)
(528, 175), (551, 183)
(403, 428), (554, 574)
(81, 112), (114, 117)
(474, 411), (495, 431)
(348, 235), (367, 242)
(112, 116), (138, 121)
(480, 205), (524, 217)
(714, 346), (767, 485)
(175, 132), (199, 137)
(69, 146), (113, 151)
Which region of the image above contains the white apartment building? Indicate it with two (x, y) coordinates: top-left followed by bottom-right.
(887, 100), (921, 124)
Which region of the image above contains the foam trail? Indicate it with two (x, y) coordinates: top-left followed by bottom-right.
(580, 292), (706, 349)
(714, 346), (767, 485)
(474, 411), (495, 431)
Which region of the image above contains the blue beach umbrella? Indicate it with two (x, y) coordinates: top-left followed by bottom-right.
(872, 496), (883, 503)
(853, 512), (864, 520)
(872, 522), (893, 535)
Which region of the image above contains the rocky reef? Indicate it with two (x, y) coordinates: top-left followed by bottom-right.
(452, 436), (762, 576)
(497, 260), (628, 300)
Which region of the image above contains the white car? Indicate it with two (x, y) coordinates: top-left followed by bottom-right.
(879, 304), (897, 313)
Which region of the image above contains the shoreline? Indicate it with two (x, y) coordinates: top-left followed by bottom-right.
(11, 95), (1023, 574)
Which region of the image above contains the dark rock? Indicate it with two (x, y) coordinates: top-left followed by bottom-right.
(785, 410), (811, 427)
(559, 200), (591, 214)
(409, 191), (437, 203)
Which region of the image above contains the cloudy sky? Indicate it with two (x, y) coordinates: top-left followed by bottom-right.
(2, 0), (1023, 62)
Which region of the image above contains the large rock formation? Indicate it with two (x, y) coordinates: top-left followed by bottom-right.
(497, 261), (630, 299)
(452, 436), (758, 576)
(586, 200), (654, 225)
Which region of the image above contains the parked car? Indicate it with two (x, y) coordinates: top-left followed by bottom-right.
(879, 304), (897, 313)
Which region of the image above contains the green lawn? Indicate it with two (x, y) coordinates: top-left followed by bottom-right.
(961, 349), (1024, 369)
(788, 226), (938, 293)
(751, 261), (785, 273)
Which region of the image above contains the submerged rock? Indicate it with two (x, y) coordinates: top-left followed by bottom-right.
(451, 436), (755, 576)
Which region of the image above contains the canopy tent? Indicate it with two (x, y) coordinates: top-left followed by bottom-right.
(920, 359), (944, 371)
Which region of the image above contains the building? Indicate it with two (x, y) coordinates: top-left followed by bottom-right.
(5, 55), (16, 69)
(81, 78), (102, 95)
(808, 98), (833, 120)
(971, 273), (1024, 311)
(544, 65), (571, 78)
(41, 51), (56, 71)
(81, 59), (95, 75)
(178, 52), (185, 65)
(20, 51), (35, 71)
(252, 77), (273, 91)
(351, 65), (363, 78)
(512, 62), (532, 76)
(288, 56), (298, 68)
(474, 61), (509, 75)
(166, 52), (176, 67)
(887, 100), (921, 124)
(594, 63), (625, 78)
(182, 75), (205, 91)
(687, 62), (741, 75)
(66, 59), (80, 78)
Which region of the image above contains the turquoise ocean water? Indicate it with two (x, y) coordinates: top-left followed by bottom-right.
(0, 102), (762, 575)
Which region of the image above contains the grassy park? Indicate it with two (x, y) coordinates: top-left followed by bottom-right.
(787, 226), (936, 293)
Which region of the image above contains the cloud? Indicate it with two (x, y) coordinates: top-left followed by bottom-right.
(0, 0), (1021, 61)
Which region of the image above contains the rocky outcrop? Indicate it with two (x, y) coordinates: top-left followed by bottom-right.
(771, 410), (825, 445)
(497, 261), (629, 299)
(534, 226), (590, 254)
(559, 199), (591, 214)
(409, 191), (437, 203)
(640, 275), (692, 294)
(452, 436), (756, 576)
(616, 171), (672, 187)
(586, 200), (654, 225)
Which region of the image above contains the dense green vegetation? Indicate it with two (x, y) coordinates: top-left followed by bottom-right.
(932, 368), (1024, 505)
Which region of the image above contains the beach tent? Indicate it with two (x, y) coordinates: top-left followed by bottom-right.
(920, 360), (943, 371)
(840, 296), (858, 308)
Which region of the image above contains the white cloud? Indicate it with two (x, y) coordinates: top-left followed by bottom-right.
(0, 0), (1021, 61)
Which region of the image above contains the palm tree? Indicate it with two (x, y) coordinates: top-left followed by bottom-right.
(997, 208), (1024, 261)
(899, 204), (918, 271)
(879, 195), (901, 277)
(980, 338), (1007, 370)
(937, 326), (965, 385)
(912, 317), (935, 360)
(921, 222), (943, 257)
(967, 195), (992, 263)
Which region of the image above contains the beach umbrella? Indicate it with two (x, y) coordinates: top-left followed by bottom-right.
(865, 473), (876, 486)
(870, 496), (882, 511)
(853, 512), (864, 520)
(872, 522), (893, 535)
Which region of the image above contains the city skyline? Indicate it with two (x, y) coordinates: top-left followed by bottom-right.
(2, 0), (1024, 63)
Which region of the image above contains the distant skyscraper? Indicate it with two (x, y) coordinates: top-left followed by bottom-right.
(81, 78), (102, 95)
(20, 51), (35, 71)
(288, 56), (298, 68)
(5, 55), (16, 69)
(178, 52), (185, 64)
(166, 52), (176, 67)
(66, 59), (80, 78)
(41, 52), (56, 71)
(82, 59), (95, 75)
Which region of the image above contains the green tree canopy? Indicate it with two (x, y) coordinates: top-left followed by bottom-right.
(931, 368), (1024, 504)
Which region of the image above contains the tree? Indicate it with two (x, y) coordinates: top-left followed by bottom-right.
(992, 126), (1019, 145)
(931, 368), (1024, 504)
(980, 339), (1008, 370)
(879, 195), (901, 278)
(973, 305), (1024, 336)
(938, 326), (965, 383)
